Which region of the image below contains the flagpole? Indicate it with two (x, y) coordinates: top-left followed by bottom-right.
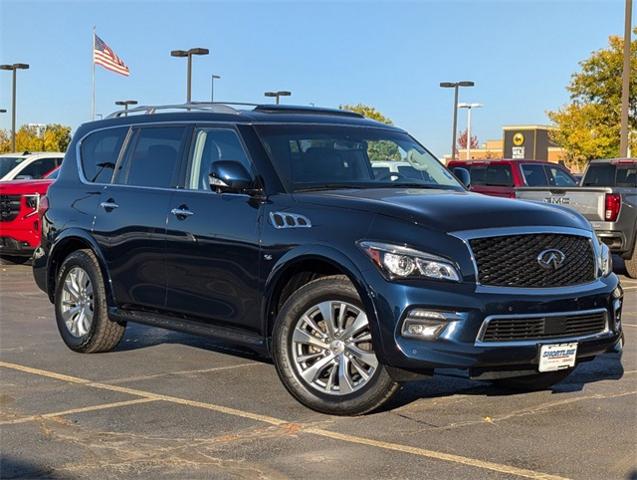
(91, 26), (96, 120)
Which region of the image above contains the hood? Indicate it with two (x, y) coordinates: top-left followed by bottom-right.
(0, 178), (54, 196)
(294, 188), (591, 232)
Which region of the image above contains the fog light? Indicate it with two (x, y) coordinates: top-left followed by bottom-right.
(401, 310), (449, 340)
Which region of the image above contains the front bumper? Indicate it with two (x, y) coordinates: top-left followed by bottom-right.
(368, 271), (623, 379)
(0, 216), (41, 256)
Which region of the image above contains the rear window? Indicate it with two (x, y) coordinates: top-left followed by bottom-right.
(81, 128), (128, 183)
(583, 163), (637, 187)
(467, 165), (513, 187)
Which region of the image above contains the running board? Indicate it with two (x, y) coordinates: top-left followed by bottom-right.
(108, 307), (267, 352)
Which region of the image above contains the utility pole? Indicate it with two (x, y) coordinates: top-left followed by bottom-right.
(458, 103), (482, 160)
(0, 63), (30, 152)
(440, 81), (474, 161)
(211, 74), (220, 102)
(619, 0), (633, 157)
(264, 91), (291, 104)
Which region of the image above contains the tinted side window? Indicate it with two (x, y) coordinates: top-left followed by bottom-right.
(467, 166), (487, 185)
(186, 128), (252, 191)
(583, 164), (616, 186)
(521, 164), (548, 186)
(616, 166), (637, 187)
(485, 165), (513, 186)
(116, 127), (186, 188)
(81, 128), (128, 183)
(18, 158), (57, 179)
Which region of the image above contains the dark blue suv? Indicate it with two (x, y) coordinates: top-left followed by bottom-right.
(33, 103), (624, 415)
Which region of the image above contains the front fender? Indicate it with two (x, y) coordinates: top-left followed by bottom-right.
(262, 244), (390, 361)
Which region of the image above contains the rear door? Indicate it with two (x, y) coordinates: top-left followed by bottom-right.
(163, 126), (263, 331)
(92, 125), (189, 310)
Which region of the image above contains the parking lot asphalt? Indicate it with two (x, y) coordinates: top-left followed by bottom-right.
(1, 260), (635, 480)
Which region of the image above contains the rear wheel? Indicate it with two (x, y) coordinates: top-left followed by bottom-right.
(492, 369), (573, 391)
(272, 275), (399, 415)
(625, 238), (637, 279)
(54, 249), (126, 353)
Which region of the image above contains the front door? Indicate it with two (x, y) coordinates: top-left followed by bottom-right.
(92, 125), (189, 310)
(164, 127), (263, 332)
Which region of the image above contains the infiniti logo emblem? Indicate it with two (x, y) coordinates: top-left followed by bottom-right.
(537, 249), (566, 270)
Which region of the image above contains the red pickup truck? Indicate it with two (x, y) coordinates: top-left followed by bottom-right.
(0, 168), (58, 262)
(447, 159), (578, 197)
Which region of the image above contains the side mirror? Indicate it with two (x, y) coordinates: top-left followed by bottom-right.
(452, 167), (471, 188)
(209, 161), (254, 193)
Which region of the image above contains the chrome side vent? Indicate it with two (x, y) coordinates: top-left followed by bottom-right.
(270, 212), (312, 229)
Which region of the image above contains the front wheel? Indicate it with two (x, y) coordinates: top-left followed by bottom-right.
(272, 275), (399, 415)
(492, 369), (573, 391)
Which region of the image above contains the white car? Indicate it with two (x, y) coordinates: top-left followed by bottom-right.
(0, 152), (64, 181)
(371, 160), (433, 182)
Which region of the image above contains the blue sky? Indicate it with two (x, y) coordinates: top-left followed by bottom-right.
(0, 0), (632, 156)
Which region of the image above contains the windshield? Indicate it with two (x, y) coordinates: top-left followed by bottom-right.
(0, 157), (25, 178)
(256, 125), (462, 192)
(583, 163), (637, 187)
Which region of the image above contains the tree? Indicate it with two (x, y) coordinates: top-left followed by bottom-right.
(339, 103), (394, 125)
(548, 28), (637, 168)
(457, 129), (479, 150)
(0, 124), (71, 153)
(339, 104), (400, 162)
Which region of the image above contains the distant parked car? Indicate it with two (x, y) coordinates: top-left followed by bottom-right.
(0, 152), (64, 181)
(447, 159), (577, 198)
(516, 158), (637, 278)
(0, 167), (58, 262)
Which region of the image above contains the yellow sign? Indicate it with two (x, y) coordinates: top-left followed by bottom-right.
(513, 132), (525, 146)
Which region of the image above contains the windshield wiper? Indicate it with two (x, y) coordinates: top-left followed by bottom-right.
(372, 183), (455, 190)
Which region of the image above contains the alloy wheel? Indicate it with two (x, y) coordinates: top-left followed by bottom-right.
(60, 267), (94, 337)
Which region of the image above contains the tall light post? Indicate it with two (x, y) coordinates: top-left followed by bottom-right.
(619, 0), (633, 157)
(264, 90), (291, 104)
(0, 63), (30, 152)
(458, 103), (482, 160)
(440, 81), (474, 161)
(171, 48), (209, 103)
(211, 74), (221, 102)
(115, 100), (138, 117)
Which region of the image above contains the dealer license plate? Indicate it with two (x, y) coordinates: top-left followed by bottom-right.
(538, 343), (577, 372)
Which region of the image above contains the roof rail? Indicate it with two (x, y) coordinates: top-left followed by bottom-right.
(105, 102), (365, 119)
(106, 102), (243, 118)
(253, 104), (364, 118)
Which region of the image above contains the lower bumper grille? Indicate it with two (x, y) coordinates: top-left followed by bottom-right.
(478, 310), (607, 343)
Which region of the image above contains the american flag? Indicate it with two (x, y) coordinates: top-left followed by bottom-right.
(93, 34), (130, 76)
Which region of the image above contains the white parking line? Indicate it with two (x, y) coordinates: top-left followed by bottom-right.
(0, 360), (570, 480)
(101, 362), (258, 384)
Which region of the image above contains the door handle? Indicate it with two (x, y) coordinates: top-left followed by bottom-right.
(170, 207), (194, 218)
(100, 200), (119, 210)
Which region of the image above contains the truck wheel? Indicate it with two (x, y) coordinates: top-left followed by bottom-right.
(625, 240), (637, 279)
(54, 249), (126, 353)
(272, 275), (400, 415)
(492, 369), (572, 391)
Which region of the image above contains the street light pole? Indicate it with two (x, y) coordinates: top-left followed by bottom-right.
(171, 48), (210, 104)
(458, 103), (482, 160)
(619, 0), (633, 157)
(0, 63), (30, 152)
(211, 74), (221, 102)
(264, 90), (291, 104)
(440, 81), (474, 161)
(115, 100), (138, 117)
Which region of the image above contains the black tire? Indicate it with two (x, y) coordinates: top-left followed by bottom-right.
(625, 239), (637, 279)
(272, 275), (400, 415)
(492, 369), (573, 391)
(54, 249), (126, 353)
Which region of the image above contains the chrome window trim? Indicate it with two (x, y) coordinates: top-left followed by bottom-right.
(450, 226), (600, 289)
(474, 307), (611, 347)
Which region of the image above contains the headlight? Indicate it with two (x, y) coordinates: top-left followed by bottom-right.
(358, 241), (461, 282)
(24, 194), (40, 211)
(598, 242), (612, 277)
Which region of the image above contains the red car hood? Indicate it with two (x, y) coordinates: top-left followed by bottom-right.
(0, 178), (54, 195)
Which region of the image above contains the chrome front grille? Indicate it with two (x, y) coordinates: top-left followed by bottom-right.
(0, 194), (21, 222)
